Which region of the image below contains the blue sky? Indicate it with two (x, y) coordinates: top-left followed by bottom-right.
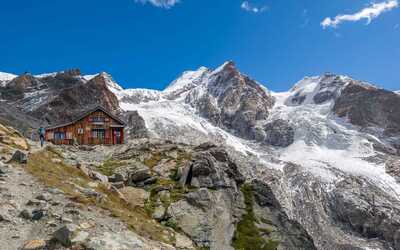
(0, 0), (399, 91)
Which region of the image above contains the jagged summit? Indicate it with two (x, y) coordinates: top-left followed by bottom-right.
(164, 66), (210, 94)
(1, 62), (400, 249)
(0, 72), (17, 86)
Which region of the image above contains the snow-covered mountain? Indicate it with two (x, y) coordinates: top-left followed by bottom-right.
(0, 63), (400, 249)
(0, 72), (17, 87)
(100, 63), (400, 249)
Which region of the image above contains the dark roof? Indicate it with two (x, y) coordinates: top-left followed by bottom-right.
(46, 106), (125, 130)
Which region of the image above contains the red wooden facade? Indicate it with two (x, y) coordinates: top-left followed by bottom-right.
(45, 106), (125, 145)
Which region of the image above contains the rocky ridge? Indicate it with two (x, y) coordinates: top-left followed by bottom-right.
(0, 62), (400, 250)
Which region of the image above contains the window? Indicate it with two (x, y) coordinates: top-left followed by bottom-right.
(91, 129), (105, 139)
(54, 132), (65, 140)
(77, 128), (84, 134)
(66, 132), (73, 140)
(91, 116), (105, 123)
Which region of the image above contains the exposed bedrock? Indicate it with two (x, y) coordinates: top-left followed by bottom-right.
(334, 83), (400, 136)
(279, 163), (400, 250)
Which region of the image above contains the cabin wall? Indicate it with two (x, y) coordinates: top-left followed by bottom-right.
(45, 110), (124, 145)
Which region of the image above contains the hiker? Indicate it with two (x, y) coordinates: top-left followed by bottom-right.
(38, 126), (45, 147)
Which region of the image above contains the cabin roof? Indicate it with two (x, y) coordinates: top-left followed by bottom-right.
(46, 106), (125, 130)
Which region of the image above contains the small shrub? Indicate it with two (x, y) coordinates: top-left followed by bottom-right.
(165, 219), (178, 230)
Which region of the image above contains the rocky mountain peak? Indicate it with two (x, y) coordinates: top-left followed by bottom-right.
(178, 61), (275, 140)
(7, 74), (41, 88)
(164, 66), (210, 96)
(285, 74), (352, 106)
(334, 81), (400, 136)
(212, 60), (236, 73)
(0, 72), (17, 86)
(59, 68), (81, 77)
(98, 72), (124, 92)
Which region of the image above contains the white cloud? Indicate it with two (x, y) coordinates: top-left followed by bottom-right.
(135, 0), (180, 9)
(321, 0), (398, 29)
(241, 1), (268, 13)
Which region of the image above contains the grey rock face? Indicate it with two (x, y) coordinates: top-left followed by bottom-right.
(334, 83), (400, 136)
(30, 73), (120, 125)
(277, 163), (400, 250)
(329, 177), (400, 250)
(169, 144), (245, 249)
(1, 74), (46, 101)
(0, 102), (41, 138)
(386, 159), (400, 181)
(113, 162), (155, 187)
(263, 119), (295, 147)
(86, 231), (145, 250)
(313, 91), (334, 104)
(286, 74), (347, 106)
(251, 180), (317, 250)
(124, 111), (149, 139)
(0, 70), (121, 131)
(179, 144), (245, 189)
(185, 62), (275, 140)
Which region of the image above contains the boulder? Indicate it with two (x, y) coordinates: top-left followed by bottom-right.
(21, 240), (46, 250)
(179, 147), (244, 189)
(0, 211), (12, 223)
(19, 208), (45, 221)
(153, 159), (177, 178)
(51, 158), (62, 164)
(152, 205), (166, 221)
(91, 171), (108, 183)
(119, 186), (149, 208)
(86, 231), (144, 250)
(19, 209), (32, 220)
(112, 162), (154, 186)
(36, 192), (52, 202)
(130, 167), (152, 183)
(31, 209), (45, 221)
(10, 150), (27, 164)
(175, 233), (195, 250)
(53, 224), (81, 247)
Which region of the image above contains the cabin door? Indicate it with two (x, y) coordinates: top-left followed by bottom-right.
(77, 127), (84, 145)
(112, 128), (122, 144)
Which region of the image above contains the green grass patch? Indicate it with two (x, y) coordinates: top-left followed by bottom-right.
(232, 184), (280, 250)
(98, 159), (126, 176)
(144, 152), (163, 168)
(45, 145), (64, 158)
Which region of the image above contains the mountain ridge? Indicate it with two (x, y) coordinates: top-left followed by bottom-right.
(1, 62), (400, 249)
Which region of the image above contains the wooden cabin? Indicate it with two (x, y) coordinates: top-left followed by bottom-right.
(45, 106), (125, 145)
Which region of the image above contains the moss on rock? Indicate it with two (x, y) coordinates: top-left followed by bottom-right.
(232, 184), (280, 250)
